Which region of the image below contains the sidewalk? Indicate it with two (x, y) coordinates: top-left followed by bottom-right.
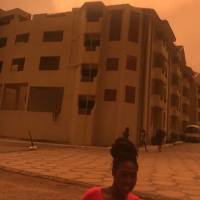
(0, 138), (199, 200)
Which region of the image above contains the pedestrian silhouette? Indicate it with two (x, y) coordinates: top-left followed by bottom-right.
(155, 129), (166, 152)
(122, 127), (130, 139)
(140, 129), (148, 152)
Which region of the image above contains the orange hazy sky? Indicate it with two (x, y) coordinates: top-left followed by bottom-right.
(0, 0), (199, 72)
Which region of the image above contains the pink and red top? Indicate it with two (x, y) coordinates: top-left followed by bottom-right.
(81, 187), (139, 200)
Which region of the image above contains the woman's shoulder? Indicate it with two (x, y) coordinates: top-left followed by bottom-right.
(128, 193), (140, 200)
(80, 187), (102, 200)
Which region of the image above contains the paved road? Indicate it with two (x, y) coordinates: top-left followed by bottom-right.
(0, 139), (199, 200)
(0, 169), (86, 200)
(0, 168), (178, 200)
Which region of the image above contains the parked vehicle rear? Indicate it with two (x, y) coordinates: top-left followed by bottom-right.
(184, 125), (200, 143)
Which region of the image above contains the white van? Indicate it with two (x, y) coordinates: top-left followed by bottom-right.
(184, 124), (200, 143)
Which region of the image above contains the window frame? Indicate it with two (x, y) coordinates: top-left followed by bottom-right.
(39, 56), (60, 70)
(125, 85), (136, 104)
(43, 31), (64, 42)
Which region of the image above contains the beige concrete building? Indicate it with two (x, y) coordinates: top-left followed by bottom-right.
(0, 2), (199, 146)
(190, 73), (200, 125)
(168, 46), (184, 139)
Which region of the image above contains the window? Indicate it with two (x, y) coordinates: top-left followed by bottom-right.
(125, 86), (135, 104)
(151, 106), (162, 127)
(171, 115), (178, 130)
(11, 58), (25, 71)
(171, 74), (179, 86)
(43, 31), (64, 42)
(0, 15), (14, 26)
(172, 54), (179, 64)
(153, 52), (165, 68)
(182, 103), (188, 114)
(104, 89), (117, 101)
(182, 121), (187, 130)
(86, 8), (103, 22)
(1, 83), (28, 110)
(0, 37), (7, 48)
(162, 66), (168, 77)
(81, 64), (98, 82)
(171, 94), (179, 107)
(0, 84), (2, 103)
(0, 61), (3, 73)
(39, 56), (60, 70)
(78, 95), (95, 115)
(84, 33), (100, 51)
(19, 16), (29, 22)
(152, 80), (162, 95)
(126, 55), (137, 71)
(106, 58), (119, 70)
(198, 99), (200, 108)
(155, 29), (165, 41)
(182, 87), (189, 97)
(109, 10), (123, 41)
(15, 33), (29, 43)
(128, 12), (140, 43)
(152, 79), (165, 97)
(28, 87), (64, 112)
(198, 86), (200, 94)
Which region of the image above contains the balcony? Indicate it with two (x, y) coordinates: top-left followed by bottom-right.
(83, 33), (101, 63)
(181, 113), (189, 122)
(85, 18), (102, 33)
(82, 47), (100, 63)
(151, 68), (167, 83)
(170, 106), (180, 116)
(170, 85), (180, 95)
(171, 65), (182, 77)
(182, 79), (190, 89)
(151, 94), (166, 108)
(154, 40), (168, 59)
(182, 96), (190, 104)
(79, 81), (97, 95)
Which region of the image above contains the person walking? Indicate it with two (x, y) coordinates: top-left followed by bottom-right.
(122, 127), (130, 140)
(140, 129), (148, 152)
(155, 129), (166, 152)
(81, 136), (139, 200)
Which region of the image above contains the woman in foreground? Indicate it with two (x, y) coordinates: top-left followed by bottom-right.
(81, 137), (139, 200)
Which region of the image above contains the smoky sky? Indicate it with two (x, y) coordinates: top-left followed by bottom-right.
(0, 0), (55, 13)
(0, 0), (199, 72)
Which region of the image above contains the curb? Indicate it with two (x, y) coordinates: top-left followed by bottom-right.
(0, 165), (92, 188)
(0, 137), (184, 152)
(0, 138), (111, 151)
(0, 165), (181, 200)
(139, 141), (183, 152)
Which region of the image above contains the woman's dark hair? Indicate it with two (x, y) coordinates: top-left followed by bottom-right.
(110, 137), (138, 171)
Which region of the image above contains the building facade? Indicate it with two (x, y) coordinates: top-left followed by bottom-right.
(0, 2), (199, 146)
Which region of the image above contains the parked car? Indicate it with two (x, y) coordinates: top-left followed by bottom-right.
(184, 124), (200, 143)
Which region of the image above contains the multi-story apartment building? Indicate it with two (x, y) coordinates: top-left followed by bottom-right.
(196, 75), (200, 125)
(0, 2), (199, 146)
(181, 66), (194, 130)
(190, 73), (200, 125)
(168, 46), (184, 139)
